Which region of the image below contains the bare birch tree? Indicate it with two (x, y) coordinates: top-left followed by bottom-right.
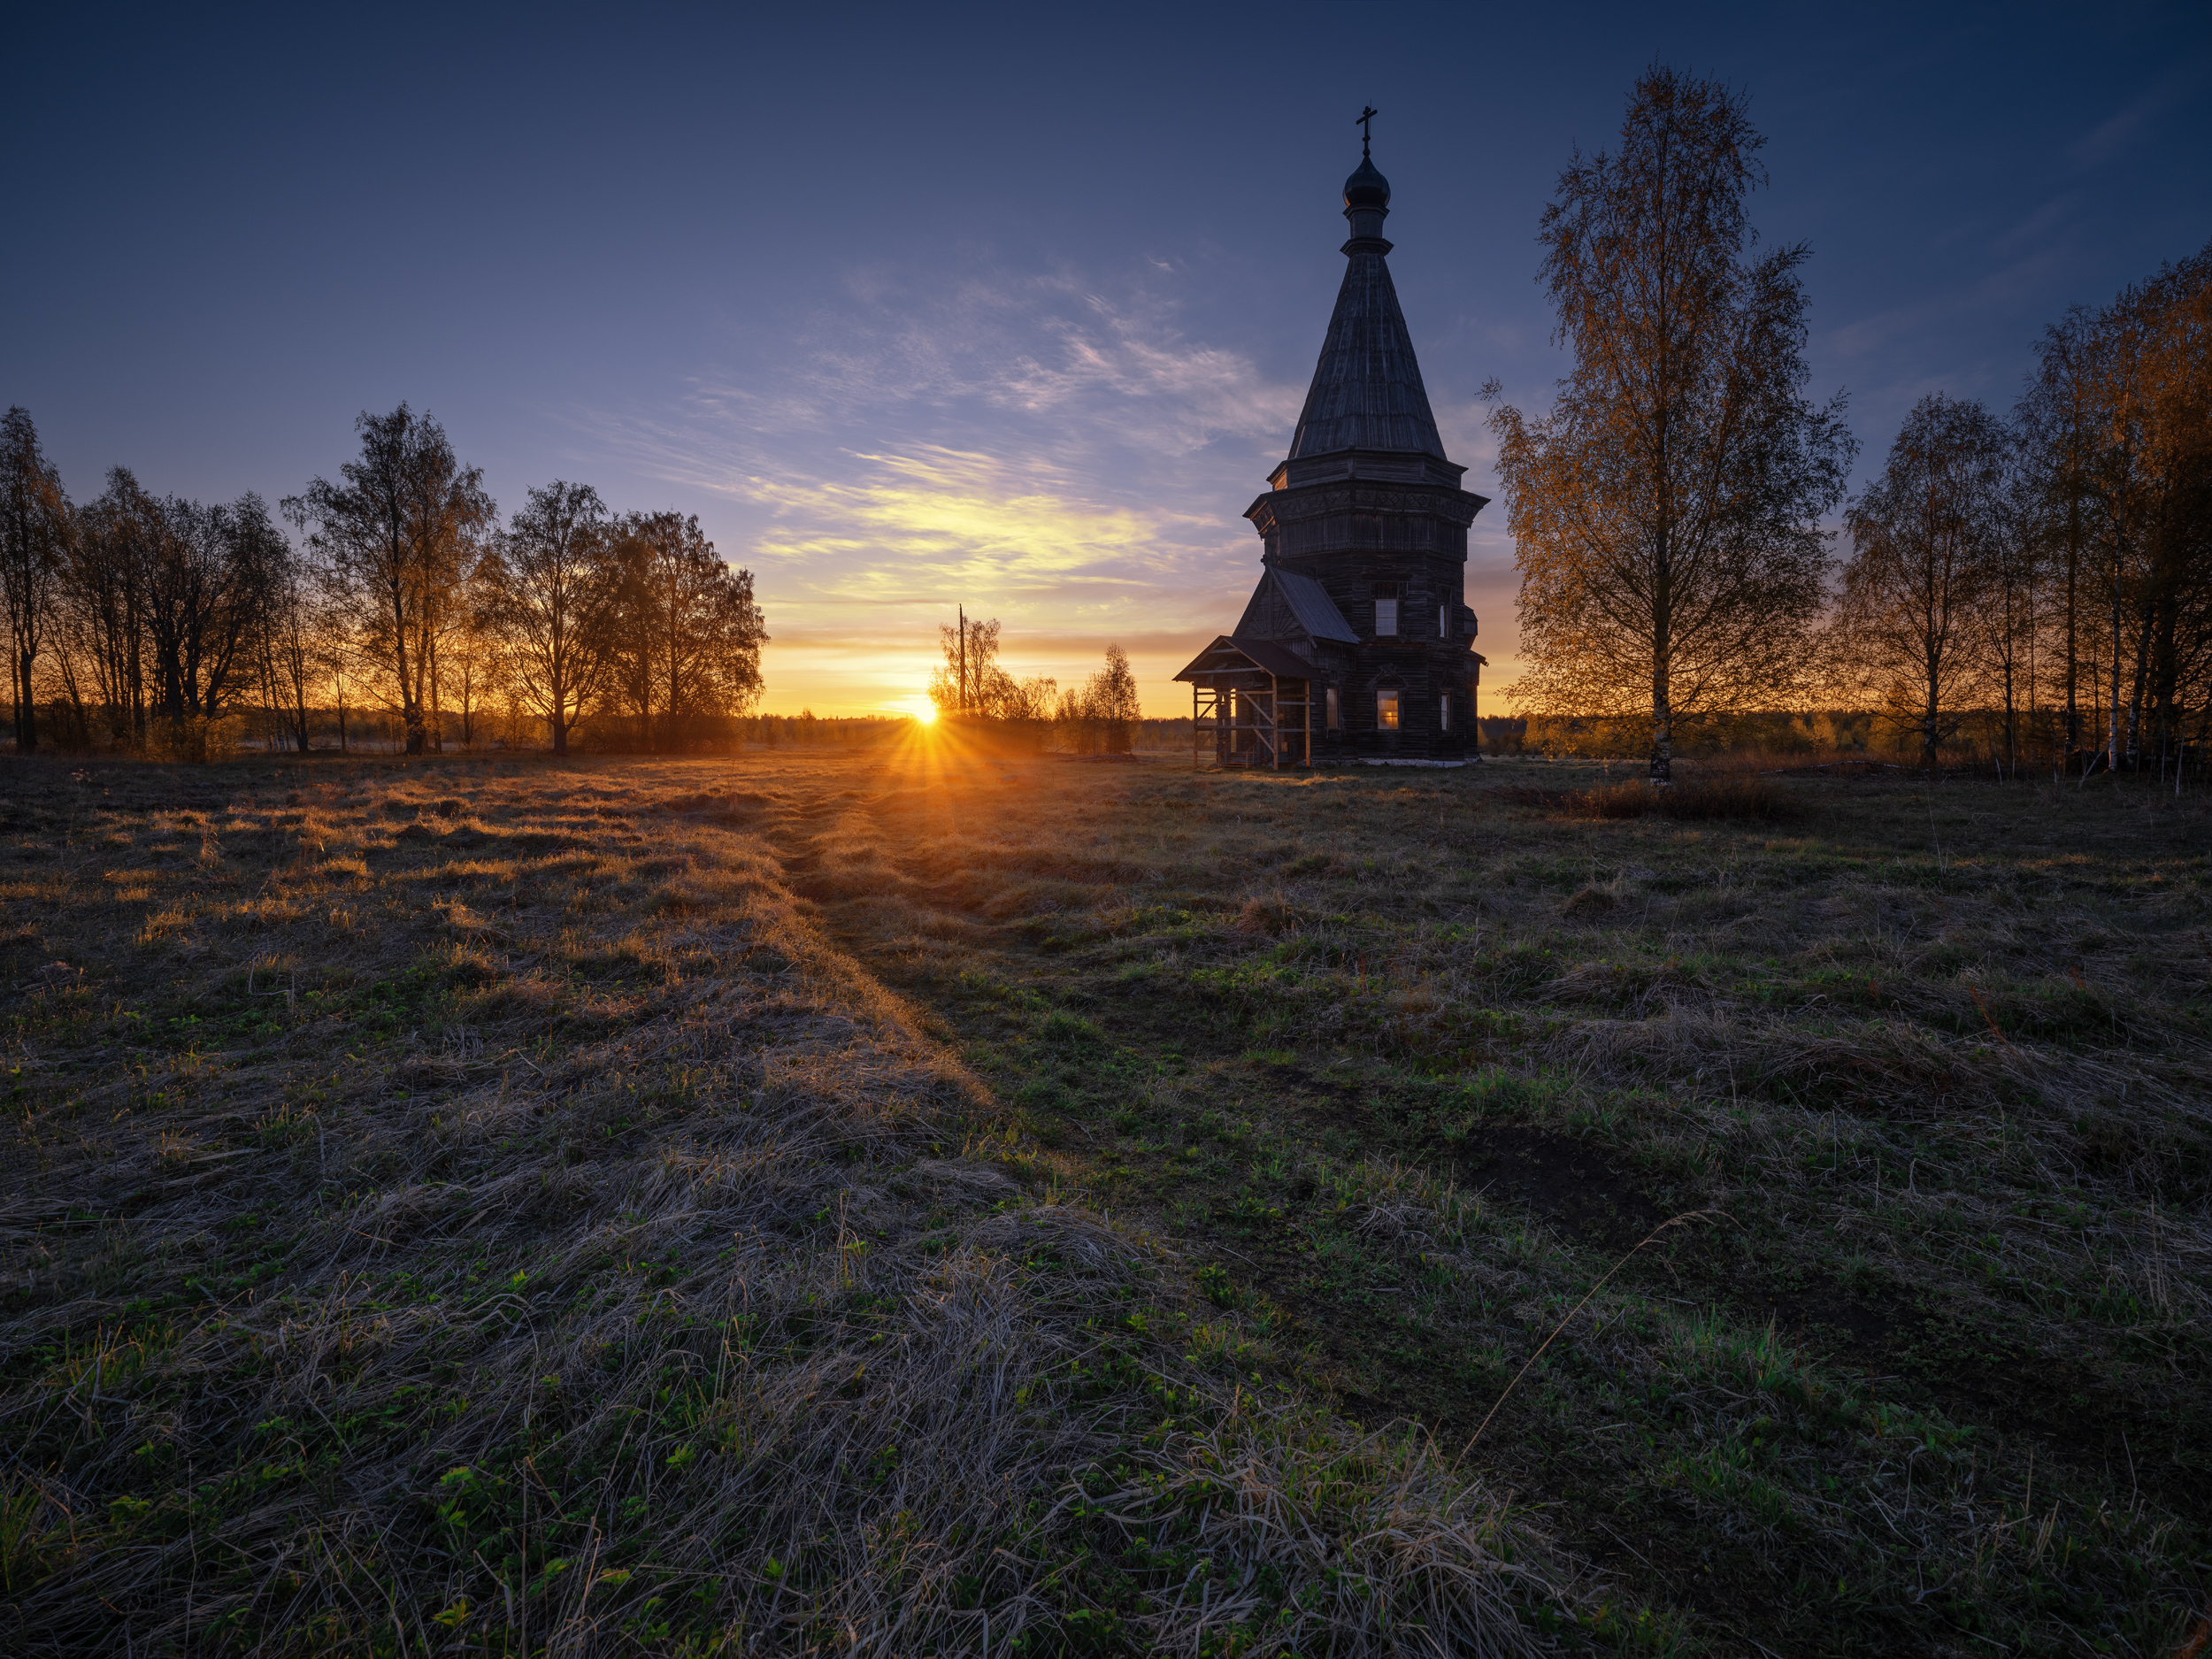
(928, 614), (1056, 721)
(144, 491), (279, 729)
(255, 534), (326, 754)
(285, 407), (492, 754)
(1983, 441), (2047, 776)
(2020, 310), (2101, 760)
(1, 408), (71, 752)
(604, 511), (766, 751)
(1836, 394), (2010, 770)
(1486, 66), (1854, 782)
(487, 481), (614, 757)
(65, 469), (157, 748)
(1087, 643), (1141, 754)
(56, 470), (280, 752)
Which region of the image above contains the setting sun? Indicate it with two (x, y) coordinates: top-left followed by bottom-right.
(884, 693), (937, 724)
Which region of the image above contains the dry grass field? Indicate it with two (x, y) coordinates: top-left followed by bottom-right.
(3, 736), (2208, 1656)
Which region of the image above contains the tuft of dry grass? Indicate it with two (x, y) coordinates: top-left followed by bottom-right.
(1235, 890), (1300, 936)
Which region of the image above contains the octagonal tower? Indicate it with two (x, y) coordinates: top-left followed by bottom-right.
(1185, 140), (1489, 765)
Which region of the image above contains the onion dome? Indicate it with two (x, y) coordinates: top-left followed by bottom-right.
(1340, 150), (1392, 247)
(1343, 154), (1391, 212)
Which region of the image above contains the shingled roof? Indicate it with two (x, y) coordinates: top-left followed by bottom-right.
(1284, 154), (1448, 463)
(1270, 568), (1357, 641)
(1172, 635), (1320, 684)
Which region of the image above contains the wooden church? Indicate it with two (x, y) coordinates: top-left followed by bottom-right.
(1176, 129), (1489, 766)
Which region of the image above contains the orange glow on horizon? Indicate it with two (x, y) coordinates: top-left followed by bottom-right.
(882, 692), (939, 724)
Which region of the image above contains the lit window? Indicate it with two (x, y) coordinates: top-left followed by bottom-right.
(1374, 597), (1397, 636)
(1440, 695), (1452, 731)
(1377, 688), (1400, 729)
(1325, 686), (1341, 730)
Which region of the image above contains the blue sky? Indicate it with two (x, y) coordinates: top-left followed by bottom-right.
(6, 2), (2207, 714)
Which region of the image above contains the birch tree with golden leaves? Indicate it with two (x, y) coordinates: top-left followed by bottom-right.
(1486, 67), (1854, 782)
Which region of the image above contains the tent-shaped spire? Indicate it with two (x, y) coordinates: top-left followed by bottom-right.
(1284, 149), (1448, 463)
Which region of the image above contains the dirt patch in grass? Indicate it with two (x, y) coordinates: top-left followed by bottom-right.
(1455, 1125), (1665, 1250)
(1749, 1272), (1901, 1352)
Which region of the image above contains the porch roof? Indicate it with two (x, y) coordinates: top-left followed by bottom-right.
(1172, 635), (1319, 684)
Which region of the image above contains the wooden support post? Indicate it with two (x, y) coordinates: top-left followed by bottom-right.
(1271, 672), (1281, 770)
(1304, 675), (1312, 767)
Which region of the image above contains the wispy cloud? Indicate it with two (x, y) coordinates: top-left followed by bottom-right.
(1821, 241), (2074, 373)
(1992, 192), (2083, 257)
(569, 254), (1308, 711)
(741, 445), (1222, 621)
(2067, 58), (2210, 172)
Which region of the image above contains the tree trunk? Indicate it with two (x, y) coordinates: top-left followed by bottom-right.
(427, 628), (444, 753)
(2125, 596), (2153, 771)
(2108, 537), (2124, 774)
(1648, 534), (1672, 785)
(389, 576), (424, 755)
(58, 650), (87, 750)
(2152, 581), (2179, 774)
(14, 649), (35, 752)
(2063, 504), (2079, 763)
(127, 606), (145, 749)
(2002, 659), (2016, 780)
(665, 575), (679, 756)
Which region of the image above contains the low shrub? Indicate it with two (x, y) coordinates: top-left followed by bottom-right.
(1503, 772), (1807, 821)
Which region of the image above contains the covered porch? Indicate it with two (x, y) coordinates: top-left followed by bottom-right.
(1172, 635), (1319, 770)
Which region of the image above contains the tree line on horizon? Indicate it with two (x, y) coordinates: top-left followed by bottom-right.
(926, 611), (1145, 753)
(0, 405), (766, 759)
(1491, 66), (2210, 782)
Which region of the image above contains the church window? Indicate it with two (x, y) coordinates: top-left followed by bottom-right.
(1439, 605), (1449, 638)
(1377, 688), (1400, 729)
(1325, 686), (1341, 730)
(1440, 694), (1452, 731)
(1372, 584), (1399, 637)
